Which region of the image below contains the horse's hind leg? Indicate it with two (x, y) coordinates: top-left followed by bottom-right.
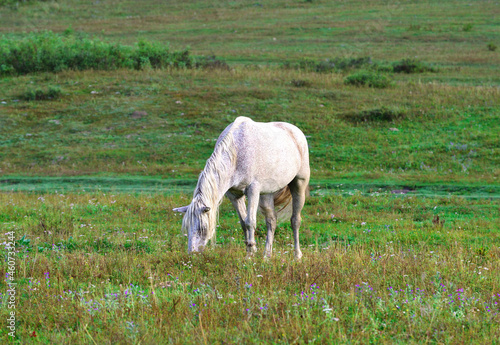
(260, 194), (277, 258)
(289, 177), (308, 260)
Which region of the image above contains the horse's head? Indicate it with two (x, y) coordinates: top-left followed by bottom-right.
(173, 199), (214, 253)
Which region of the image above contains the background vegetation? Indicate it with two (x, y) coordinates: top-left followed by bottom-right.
(0, 0), (498, 343)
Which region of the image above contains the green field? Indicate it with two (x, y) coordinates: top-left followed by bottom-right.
(0, 0), (499, 343)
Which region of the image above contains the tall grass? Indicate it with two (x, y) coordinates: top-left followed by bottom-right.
(0, 191), (498, 343)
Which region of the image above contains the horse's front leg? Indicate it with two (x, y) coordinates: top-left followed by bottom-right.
(226, 192), (248, 244)
(244, 183), (260, 256)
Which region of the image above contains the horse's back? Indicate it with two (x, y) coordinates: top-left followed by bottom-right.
(228, 117), (310, 192)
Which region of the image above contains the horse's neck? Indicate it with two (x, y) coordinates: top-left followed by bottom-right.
(195, 155), (235, 208)
(195, 128), (238, 208)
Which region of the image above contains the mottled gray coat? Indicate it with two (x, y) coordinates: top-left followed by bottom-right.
(173, 116), (310, 259)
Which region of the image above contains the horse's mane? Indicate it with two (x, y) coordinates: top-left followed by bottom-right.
(182, 130), (237, 240)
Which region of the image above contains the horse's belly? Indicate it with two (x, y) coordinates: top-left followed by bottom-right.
(229, 162), (299, 194)
(258, 177), (294, 193)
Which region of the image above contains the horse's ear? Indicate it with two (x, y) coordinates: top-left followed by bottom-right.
(173, 205), (189, 213)
(203, 206), (211, 213)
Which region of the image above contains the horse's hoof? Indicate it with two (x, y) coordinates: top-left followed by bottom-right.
(295, 250), (303, 260)
(247, 245), (257, 254)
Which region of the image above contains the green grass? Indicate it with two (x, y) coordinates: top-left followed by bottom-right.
(0, 0), (499, 343)
(1, 176), (499, 199)
(0, 68), (498, 183)
(1, 191), (499, 343)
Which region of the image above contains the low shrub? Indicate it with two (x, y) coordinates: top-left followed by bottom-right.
(333, 56), (373, 71)
(296, 58), (318, 71)
(290, 79), (311, 87)
(283, 57), (436, 75)
(0, 31), (194, 75)
(194, 55), (230, 70)
(373, 63), (394, 73)
(392, 58), (436, 73)
(341, 106), (406, 123)
(313, 59), (337, 73)
(343, 70), (391, 88)
(462, 23), (473, 32)
(285, 56), (374, 73)
(132, 40), (192, 70)
(487, 43), (497, 52)
(22, 85), (62, 101)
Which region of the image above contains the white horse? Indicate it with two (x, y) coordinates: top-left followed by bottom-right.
(173, 116), (310, 259)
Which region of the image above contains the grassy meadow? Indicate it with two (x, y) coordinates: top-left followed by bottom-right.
(0, 0), (499, 343)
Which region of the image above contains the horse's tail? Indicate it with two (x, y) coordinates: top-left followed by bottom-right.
(274, 185), (292, 212)
(272, 184), (310, 222)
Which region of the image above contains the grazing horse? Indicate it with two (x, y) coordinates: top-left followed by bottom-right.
(173, 116), (310, 259)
